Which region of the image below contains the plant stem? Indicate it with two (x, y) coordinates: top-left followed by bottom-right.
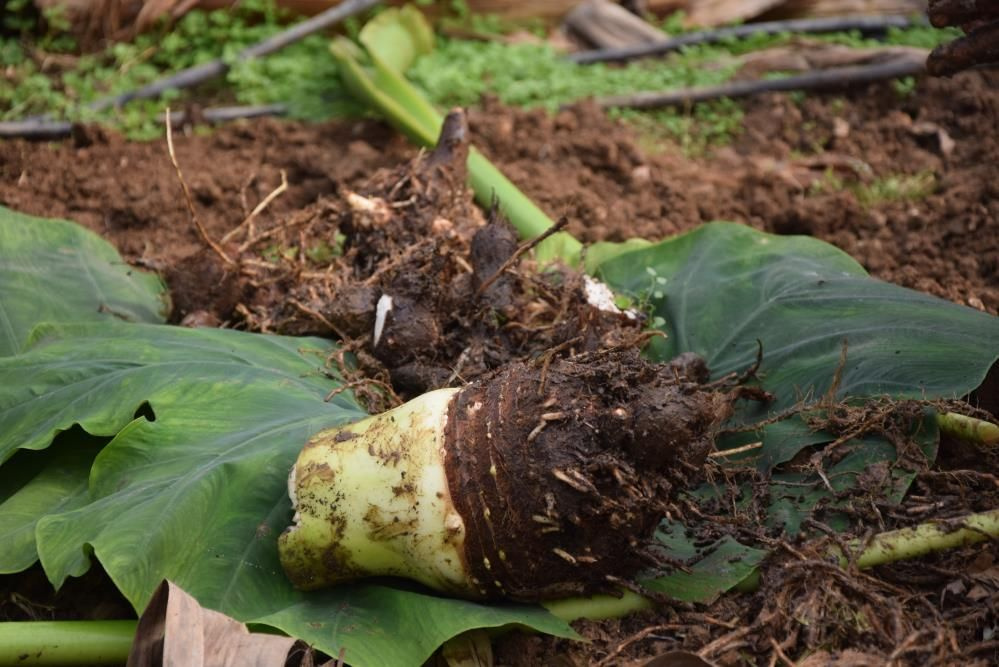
(545, 509), (999, 621)
(0, 620), (136, 665)
(544, 590), (651, 621)
(331, 32), (582, 266)
(937, 411), (999, 445)
(850, 508), (999, 568)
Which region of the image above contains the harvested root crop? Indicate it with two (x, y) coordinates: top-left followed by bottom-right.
(279, 349), (739, 601)
(228, 111), (645, 409)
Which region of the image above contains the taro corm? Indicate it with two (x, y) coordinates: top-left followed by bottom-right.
(278, 350), (741, 601)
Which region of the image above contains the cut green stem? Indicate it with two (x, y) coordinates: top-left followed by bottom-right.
(0, 620), (136, 665)
(330, 11), (582, 266)
(849, 507), (999, 568)
(544, 509), (999, 621)
(937, 411), (999, 445)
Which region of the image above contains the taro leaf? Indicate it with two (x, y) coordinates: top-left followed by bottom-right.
(642, 522), (764, 603)
(0, 205), (166, 570)
(0, 322), (574, 667)
(251, 585), (570, 667)
(696, 420), (939, 536)
(0, 430), (104, 573)
(597, 223), (997, 538)
(358, 4), (434, 75)
(0, 205), (167, 357)
(544, 524), (765, 620)
(597, 222), (999, 463)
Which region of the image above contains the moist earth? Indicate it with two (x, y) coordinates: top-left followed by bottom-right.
(1, 72), (997, 319)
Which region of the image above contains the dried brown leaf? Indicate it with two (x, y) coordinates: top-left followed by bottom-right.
(127, 580), (306, 667)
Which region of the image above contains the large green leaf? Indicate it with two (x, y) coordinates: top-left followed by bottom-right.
(0, 205), (166, 569)
(0, 322), (573, 666)
(597, 222), (997, 532)
(0, 431), (103, 574)
(0, 205), (167, 357)
(598, 222), (999, 434)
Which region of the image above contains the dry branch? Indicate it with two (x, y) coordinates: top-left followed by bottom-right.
(0, 104), (287, 140)
(568, 14), (925, 64)
(589, 52), (926, 109)
(564, 0), (668, 49)
(164, 107), (234, 266)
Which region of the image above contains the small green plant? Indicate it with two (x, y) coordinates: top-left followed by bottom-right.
(809, 168), (847, 197)
(892, 75), (917, 97)
(810, 169), (936, 208)
(0, 1), (967, 143)
(0, 0), (360, 137)
(856, 171), (936, 206)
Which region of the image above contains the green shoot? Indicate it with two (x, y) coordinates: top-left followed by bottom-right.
(0, 620), (136, 666)
(331, 7), (582, 265)
(809, 170), (937, 208)
(545, 508), (999, 621)
(938, 412), (999, 445)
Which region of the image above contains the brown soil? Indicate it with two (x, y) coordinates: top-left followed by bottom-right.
(469, 70), (999, 315)
(2, 70), (998, 665)
(2, 72), (997, 318)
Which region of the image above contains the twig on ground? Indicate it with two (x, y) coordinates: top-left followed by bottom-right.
(698, 622), (757, 660)
(568, 14), (925, 65)
(324, 378), (401, 408)
(86, 0), (380, 114)
(594, 623), (686, 667)
(223, 169), (289, 245)
(164, 108), (234, 265)
(588, 53), (926, 110)
(708, 441), (763, 458)
(769, 637), (795, 667)
(0, 104), (287, 140)
(237, 208), (316, 255)
(289, 298), (350, 342)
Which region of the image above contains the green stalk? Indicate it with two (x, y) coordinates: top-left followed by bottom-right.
(0, 620), (136, 665)
(937, 411), (999, 445)
(544, 509), (999, 621)
(850, 507), (999, 568)
(330, 17), (582, 265)
(543, 590), (651, 621)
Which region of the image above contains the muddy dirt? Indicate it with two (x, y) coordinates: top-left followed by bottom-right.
(2, 69), (998, 665)
(468, 70), (999, 316)
(3, 73), (997, 319)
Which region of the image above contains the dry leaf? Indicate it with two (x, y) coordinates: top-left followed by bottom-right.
(127, 580), (308, 667)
